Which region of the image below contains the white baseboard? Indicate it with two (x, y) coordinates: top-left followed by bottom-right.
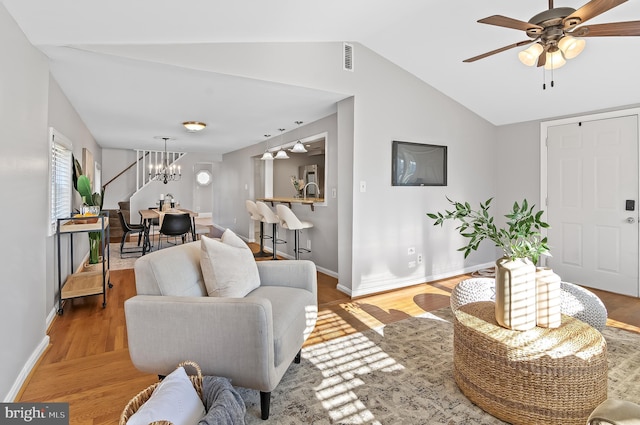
(236, 231), (339, 278)
(346, 262), (495, 298)
(4, 335), (50, 402)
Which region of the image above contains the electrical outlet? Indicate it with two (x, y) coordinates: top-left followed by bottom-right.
(360, 181), (367, 192)
(408, 261), (416, 268)
(417, 254), (423, 264)
(408, 247), (415, 255)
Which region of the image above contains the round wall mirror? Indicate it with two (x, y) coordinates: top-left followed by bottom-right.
(195, 169), (212, 186)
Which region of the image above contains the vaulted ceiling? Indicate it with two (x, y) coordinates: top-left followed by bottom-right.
(3, 0), (640, 155)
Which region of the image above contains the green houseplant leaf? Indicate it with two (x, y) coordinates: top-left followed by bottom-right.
(427, 197), (550, 264)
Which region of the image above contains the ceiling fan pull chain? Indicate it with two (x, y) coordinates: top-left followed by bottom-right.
(542, 68), (546, 90)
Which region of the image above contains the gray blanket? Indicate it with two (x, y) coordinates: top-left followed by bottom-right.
(198, 376), (246, 425)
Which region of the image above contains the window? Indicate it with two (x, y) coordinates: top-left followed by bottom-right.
(49, 128), (73, 235)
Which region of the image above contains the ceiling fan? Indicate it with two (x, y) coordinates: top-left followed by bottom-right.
(464, 0), (640, 69)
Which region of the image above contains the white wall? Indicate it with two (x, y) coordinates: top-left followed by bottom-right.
(46, 77), (103, 317)
(101, 149), (221, 224)
(102, 148), (138, 209)
(221, 115), (339, 274)
(494, 121), (542, 230)
(0, 4), (50, 400)
(100, 42), (499, 295)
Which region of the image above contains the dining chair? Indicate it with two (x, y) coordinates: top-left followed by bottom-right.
(117, 210), (145, 258)
(158, 213), (192, 250)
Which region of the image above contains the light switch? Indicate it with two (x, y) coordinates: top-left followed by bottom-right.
(360, 181), (366, 192)
(332, 188), (337, 198)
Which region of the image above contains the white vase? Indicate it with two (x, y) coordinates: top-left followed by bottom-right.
(535, 267), (562, 328)
(495, 257), (537, 330)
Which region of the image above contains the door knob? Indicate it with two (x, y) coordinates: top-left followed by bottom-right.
(626, 217), (636, 224)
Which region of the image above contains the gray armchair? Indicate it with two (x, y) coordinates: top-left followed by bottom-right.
(124, 241), (318, 420)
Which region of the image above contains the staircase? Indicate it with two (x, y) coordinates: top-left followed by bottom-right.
(102, 149), (186, 240)
(135, 149), (186, 192)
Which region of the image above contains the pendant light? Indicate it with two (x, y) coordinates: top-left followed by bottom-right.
(260, 134), (273, 161)
(274, 128), (289, 159)
(290, 121), (307, 153)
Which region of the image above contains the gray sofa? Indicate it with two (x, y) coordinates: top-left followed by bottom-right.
(124, 241), (318, 420)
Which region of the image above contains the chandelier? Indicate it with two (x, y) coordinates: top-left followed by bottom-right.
(149, 137), (181, 184)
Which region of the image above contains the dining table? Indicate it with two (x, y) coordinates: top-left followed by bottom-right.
(138, 208), (198, 254)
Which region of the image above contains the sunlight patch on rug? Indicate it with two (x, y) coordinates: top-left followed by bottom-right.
(241, 308), (640, 424)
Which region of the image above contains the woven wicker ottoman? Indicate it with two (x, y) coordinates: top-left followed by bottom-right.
(453, 301), (608, 425)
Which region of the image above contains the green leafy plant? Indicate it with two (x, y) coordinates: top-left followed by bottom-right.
(73, 156), (104, 264)
(427, 197), (550, 264)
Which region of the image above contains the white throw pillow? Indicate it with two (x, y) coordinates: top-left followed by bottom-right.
(126, 366), (205, 425)
(200, 230), (261, 298)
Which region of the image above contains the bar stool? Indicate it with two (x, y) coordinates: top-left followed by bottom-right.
(256, 201), (284, 260)
(246, 200), (271, 258)
(276, 204), (314, 260)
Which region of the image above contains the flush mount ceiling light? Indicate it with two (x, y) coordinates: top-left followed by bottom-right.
(290, 121), (307, 153)
(464, 0), (640, 88)
(275, 128), (289, 159)
(261, 134), (274, 161)
(182, 121), (207, 132)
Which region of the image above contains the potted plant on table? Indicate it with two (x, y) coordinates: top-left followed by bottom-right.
(427, 197), (553, 330)
(73, 157), (104, 265)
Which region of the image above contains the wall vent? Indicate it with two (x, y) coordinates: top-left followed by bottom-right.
(343, 42), (354, 72)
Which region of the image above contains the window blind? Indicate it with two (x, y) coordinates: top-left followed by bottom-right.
(50, 134), (72, 234)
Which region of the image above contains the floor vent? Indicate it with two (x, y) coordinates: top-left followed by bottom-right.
(343, 42), (354, 72)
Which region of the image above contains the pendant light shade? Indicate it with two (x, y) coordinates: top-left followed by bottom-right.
(274, 128), (288, 159)
(289, 120), (307, 153)
(290, 140), (307, 153)
(275, 149), (289, 159)
(261, 134), (273, 160)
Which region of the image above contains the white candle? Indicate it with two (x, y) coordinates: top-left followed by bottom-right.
(160, 194), (164, 200)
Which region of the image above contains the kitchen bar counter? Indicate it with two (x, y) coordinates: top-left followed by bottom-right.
(257, 197), (324, 211)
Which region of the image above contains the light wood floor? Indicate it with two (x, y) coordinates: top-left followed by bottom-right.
(17, 249), (640, 424)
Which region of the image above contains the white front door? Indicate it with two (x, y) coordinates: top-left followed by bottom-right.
(546, 115), (639, 297)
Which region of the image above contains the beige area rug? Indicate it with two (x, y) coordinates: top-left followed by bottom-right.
(240, 308), (640, 424)
(108, 242), (143, 270)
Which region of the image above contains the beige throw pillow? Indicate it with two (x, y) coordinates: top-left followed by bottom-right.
(200, 230), (260, 298)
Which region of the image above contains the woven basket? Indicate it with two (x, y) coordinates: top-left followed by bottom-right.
(453, 301), (608, 425)
(119, 361), (204, 425)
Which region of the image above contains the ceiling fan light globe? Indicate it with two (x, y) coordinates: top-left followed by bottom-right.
(261, 152), (274, 160)
(558, 35), (585, 59)
(544, 50), (567, 70)
(518, 43), (544, 66)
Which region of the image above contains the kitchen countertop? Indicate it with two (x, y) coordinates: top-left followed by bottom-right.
(257, 197), (324, 211)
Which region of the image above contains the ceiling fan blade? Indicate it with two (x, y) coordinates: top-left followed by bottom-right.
(573, 20), (640, 36)
(537, 46), (548, 67)
(463, 40), (534, 63)
(478, 15), (543, 32)
(564, 0), (627, 26)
